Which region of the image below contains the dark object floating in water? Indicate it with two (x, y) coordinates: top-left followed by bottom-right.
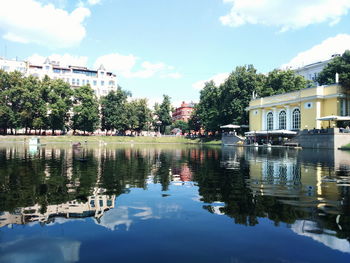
(162, 194), (170, 197)
(72, 142), (82, 147)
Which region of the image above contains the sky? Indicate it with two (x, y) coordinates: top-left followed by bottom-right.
(0, 0), (350, 107)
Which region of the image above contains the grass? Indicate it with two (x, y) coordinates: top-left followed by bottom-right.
(0, 135), (222, 145)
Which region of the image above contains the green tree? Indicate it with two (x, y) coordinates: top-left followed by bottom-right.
(46, 78), (73, 134)
(188, 107), (202, 132)
(317, 50), (350, 89)
(219, 65), (265, 126)
(100, 88), (130, 134)
(126, 98), (152, 133)
(0, 70), (13, 134)
(260, 69), (308, 97)
(171, 120), (189, 133)
(4, 71), (27, 134)
(72, 85), (100, 134)
(195, 81), (221, 132)
(20, 75), (49, 134)
(154, 95), (173, 134)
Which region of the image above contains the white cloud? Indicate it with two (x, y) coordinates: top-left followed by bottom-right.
(94, 53), (181, 79)
(162, 72), (182, 79)
(88, 0), (101, 5)
(192, 72), (230, 90)
(27, 53), (88, 67)
(94, 53), (138, 75)
(282, 34), (350, 69)
(220, 0), (350, 31)
(0, 0), (90, 48)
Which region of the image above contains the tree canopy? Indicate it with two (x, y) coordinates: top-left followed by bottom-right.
(317, 50), (350, 89)
(191, 65), (308, 133)
(154, 95), (173, 133)
(72, 85), (100, 134)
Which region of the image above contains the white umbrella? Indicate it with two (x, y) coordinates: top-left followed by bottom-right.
(220, 124), (240, 129)
(317, 115), (350, 128)
(317, 115), (350, 121)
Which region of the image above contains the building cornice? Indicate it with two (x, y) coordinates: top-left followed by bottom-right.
(246, 93), (344, 111)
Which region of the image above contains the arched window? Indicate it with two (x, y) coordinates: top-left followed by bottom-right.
(267, 112), (274, 130)
(292, 109), (301, 130)
(279, 111), (286, 130)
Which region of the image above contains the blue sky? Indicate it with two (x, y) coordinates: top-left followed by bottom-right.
(1, 0), (350, 106)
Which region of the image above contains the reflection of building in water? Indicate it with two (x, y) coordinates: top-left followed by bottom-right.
(220, 148), (349, 215)
(0, 191), (115, 228)
(260, 158), (301, 186)
(221, 146), (244, 169)
(171, 164), (193, 182)
(244, 148), (345, 202)
(291, 220), (350, 254)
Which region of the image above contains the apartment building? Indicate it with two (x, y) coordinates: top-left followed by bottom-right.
(0, 57), (117, 98)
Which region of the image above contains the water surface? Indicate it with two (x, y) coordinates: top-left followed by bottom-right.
(0, 145), (350, 263)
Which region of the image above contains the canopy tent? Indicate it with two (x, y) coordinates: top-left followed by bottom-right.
(220, 124), (240, 129)
(245, 130), (297, 136)
(317, 115), (350, 121)
(316, 115), (350, 128)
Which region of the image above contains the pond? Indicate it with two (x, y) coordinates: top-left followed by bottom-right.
(0, 144), (350, 263)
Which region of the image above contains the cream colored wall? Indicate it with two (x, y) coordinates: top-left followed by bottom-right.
(249, 110), (262, 131)
(321, 97), (339, 128)
(300, 99), (318, 129)
(323, 85), (340, 96)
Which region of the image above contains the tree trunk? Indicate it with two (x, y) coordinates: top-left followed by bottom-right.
(52, 129), (55, 136)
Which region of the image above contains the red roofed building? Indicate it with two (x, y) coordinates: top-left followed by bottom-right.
(172, 101), (196, 122)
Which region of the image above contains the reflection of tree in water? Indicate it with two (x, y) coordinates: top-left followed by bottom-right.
(0, 148), (50, 212)
(153, 151), (172, 191)
(99, 148), (152, 195)
(0, 147), (99, 213)
(189, 148), (315, 226)
(1, 146), (350, 243)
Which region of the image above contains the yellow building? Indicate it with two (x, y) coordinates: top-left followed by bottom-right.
(247, 84), (350, 131)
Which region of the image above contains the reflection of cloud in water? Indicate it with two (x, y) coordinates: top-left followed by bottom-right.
(97, 204), (181, 231)
(96, 206), (132, 231)
(0, 237), (81, 263)
(291, 220), (350, 253)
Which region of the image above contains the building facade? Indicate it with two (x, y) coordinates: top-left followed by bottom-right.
(172, 101), (196, 122)
(292, 54), (339, 85)
(0, 57), (117, 98)
(0, 57), (27, 74)
(247, 84), (350, 132)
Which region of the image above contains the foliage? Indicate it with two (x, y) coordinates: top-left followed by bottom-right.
(171, 120), (189, 133)
(101, 88), (130, 133)
(0, 71), (161, 135)
(72, 85), (100, 134)
(195, 81), (221, 132)
(188, 107), (202, 132)
(192, 65), (308, 132)
(46, 78), (73, 133)
(259, 69), (308, 97)
(154, 95), (173, 133)
(126, 98), (152, 133)
(317, 50), (350, 89)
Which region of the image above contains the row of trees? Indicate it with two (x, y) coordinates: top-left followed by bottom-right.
(188, 67), (308, 133)
(0, 70), (173, 135)
(189, 50), (350, 133)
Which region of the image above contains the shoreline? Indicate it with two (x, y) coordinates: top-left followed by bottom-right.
(0, 135), (222, 146)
